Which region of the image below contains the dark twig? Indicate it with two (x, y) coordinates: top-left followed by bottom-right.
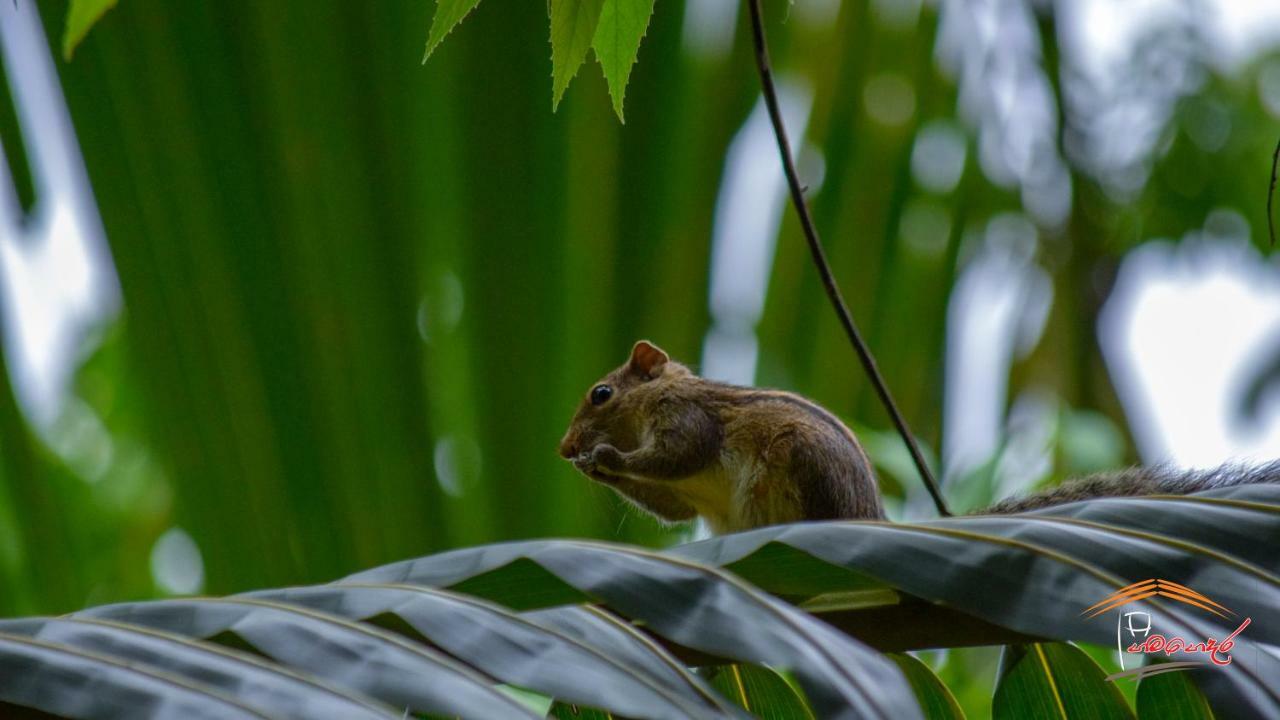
(1269, 135), (1280, 247)
(746, 0), (951, 517)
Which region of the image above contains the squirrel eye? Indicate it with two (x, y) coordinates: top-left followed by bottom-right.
(590, 384), (614, 406)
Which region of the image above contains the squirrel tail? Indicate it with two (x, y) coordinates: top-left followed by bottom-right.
(979, 460), (1280, 514)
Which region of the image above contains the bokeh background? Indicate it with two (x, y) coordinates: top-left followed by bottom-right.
(2, 4), (1280, 707)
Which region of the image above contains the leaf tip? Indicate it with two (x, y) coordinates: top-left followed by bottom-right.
(422, 31), (446, 64)
(550, 59), (583, 113)
(591, 0), (654, 125)
(62, 0), (119, 62)
(422, 0), (485, 65)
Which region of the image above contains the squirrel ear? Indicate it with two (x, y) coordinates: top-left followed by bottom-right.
(628, 340), (669, 379)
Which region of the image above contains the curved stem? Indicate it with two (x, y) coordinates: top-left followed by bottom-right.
(745, 0), (951, 517)
(1269, 134), (1279, 247)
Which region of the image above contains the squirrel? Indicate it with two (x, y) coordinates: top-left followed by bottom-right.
(558, 340), (1279, 533)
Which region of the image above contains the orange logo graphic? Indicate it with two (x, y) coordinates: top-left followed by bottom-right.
(1082, 579), (1251, 682)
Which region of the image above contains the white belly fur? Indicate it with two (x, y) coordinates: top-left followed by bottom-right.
(671, 464), (736, 533)
(670, 450), (784, 534)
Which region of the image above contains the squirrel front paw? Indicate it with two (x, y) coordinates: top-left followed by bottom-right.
(587, 443), (624, 471)
(572, 451), (598, 477)
(573, 444), (624, 482)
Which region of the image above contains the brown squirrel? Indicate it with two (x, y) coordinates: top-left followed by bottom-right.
(559, 341), (1279, 533)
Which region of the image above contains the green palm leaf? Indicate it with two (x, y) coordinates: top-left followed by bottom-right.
(242, 583), (740, 718)
(75, 597), (537, 718)
(523, 605), (736, 712)
(0, 618), (394, 719)
(890, 653), (966, 720)
(673, 485), (1280, 718)
(993, 643), (1132, 720)
(0, 484), (1274, 718)
(1136, 670), (1215, 719)
(0, 632), (275, 719)
(708, 663), (815, 719)
(344, 539), (920, 719)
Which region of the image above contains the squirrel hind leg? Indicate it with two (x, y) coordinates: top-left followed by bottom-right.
(787, 441), (885, 521)
(726, 446), (805, 530)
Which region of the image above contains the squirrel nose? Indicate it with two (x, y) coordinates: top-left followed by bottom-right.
(558, 434), (578, 459)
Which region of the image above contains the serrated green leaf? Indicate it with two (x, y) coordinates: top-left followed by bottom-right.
(993, 643), (1134, 720)
(591, 0), (656, 121)
(1136, 671), (1214, 720)
(550, 0), (606, 110)
(709, 664), (816, 719)
(889, 654), (966, 720)
(62, 0), (118, 61)
(423, 0), (485, 62)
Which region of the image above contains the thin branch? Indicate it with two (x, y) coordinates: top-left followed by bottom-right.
(1269, 134), (1279, 247)
(745, 0), (951, 517)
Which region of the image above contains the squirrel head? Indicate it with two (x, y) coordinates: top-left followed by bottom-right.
(558, 340), (688, 459)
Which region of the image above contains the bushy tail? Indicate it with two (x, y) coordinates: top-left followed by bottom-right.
(980, 460), (1280, 515)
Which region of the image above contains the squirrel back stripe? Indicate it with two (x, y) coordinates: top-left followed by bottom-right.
(722, 389), (864, 451)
